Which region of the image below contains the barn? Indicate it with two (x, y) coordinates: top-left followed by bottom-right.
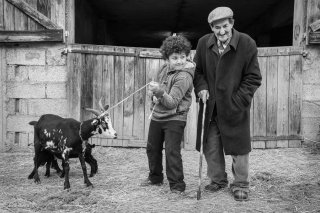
(0, 0), (319, 152)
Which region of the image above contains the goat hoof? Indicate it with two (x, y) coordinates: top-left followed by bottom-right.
(86, 182), (93, 188)
(89, 173), (94, 177)
(64, 183), (70, 190)
(60, 174), (65, 178)
(44, 174), (50, 177)
(28, 174), (33, 179)
(34, 179), (41, 184)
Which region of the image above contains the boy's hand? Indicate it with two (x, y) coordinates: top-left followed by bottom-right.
(149, 81), (160, 93)
(152, 96), (160, 104)
(149, 81), (165, 98)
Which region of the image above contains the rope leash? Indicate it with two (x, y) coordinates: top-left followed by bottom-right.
(108, 82), (152, 111)
(107, 82), (156, 119)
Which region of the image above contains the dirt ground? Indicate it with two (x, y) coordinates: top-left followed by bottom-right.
(0, 145), (320, 213)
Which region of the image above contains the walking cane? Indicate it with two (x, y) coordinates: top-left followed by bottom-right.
(197, 101), (206, 200)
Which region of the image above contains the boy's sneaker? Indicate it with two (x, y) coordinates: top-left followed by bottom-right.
(140, 178), (163, 186)
(204, 182), (226, 192)
(171, 189), (185, 195)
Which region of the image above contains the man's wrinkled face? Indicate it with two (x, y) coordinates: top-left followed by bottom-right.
(210, 19), (234, 43)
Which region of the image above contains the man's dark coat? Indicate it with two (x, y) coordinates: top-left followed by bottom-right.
(193, 29), (262, 155)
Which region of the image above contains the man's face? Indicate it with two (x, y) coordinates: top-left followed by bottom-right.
(210, 19), (234, 43)
(167, 52), (187, 70)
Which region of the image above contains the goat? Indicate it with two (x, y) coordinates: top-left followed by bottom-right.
(29, 99), (116, 189)
(28, 143), (98, 179)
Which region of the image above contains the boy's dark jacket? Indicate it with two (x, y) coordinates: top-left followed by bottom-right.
(193, 29), (262, 155)
(151, 61), (195, 121)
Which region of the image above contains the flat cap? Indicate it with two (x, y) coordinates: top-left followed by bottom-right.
(208, 7), (233, 24)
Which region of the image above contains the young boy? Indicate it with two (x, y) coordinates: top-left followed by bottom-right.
(141, 35), (195, 194)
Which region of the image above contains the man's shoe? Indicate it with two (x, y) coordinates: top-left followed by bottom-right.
(233, 190), (249, 201)
(140, 179), (163, 186)
(204, 183), (226, 192)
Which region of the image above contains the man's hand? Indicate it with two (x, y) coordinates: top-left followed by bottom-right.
(198, 90), (209, 103)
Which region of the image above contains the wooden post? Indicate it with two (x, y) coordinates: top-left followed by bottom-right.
(0, 47), (6, 152)
(65, 0), (75, 43)
(293, 0), (308, 46)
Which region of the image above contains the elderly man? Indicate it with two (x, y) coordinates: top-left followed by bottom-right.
(193, 7), (262, 201)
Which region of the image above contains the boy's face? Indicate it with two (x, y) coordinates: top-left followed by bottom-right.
(168, 52), (187, 70)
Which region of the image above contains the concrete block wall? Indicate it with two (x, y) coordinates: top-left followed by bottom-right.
(4, 43), (67, 151)
(302, 46), (320, 142)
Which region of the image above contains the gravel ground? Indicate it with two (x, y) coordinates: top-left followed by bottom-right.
(0, 146), (320, 213)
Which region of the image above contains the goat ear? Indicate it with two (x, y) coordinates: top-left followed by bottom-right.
(104, 104), (109, 111)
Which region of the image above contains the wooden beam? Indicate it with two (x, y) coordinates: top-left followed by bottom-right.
(0, 29), (63, 42)
(306, 0), (320, 44)
(0, 47), (6, 152)
(65, 0), (75, 43)
(293, 0), (308, 46)
(5, 0), (60, 29)
(309, 32), (320, 44)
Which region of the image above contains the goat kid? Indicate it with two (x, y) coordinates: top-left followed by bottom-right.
(28, 143), (98, 179)
(29, 99), (116, 189)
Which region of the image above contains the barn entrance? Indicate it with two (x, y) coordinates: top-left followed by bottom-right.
(66, 45), (303, 149)
(67, 0), (302, 149)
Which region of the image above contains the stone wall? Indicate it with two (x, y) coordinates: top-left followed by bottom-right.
(3, 43), (67, 152)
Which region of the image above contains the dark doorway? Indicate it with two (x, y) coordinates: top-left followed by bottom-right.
(75, 0), (294, 48)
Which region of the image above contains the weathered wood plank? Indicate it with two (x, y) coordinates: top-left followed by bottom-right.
(133, 56), (146, 140)
(123, 48), (135, 139)
(4, 0), (15, 30)
(309, 19), (320, 32)
(6, 0), (60, 29)
(252, 135), (302, 141)
(113, 47), (125, 145)
(37, 0), (50, 19)
(0, 0), (4, 30)
(25, 0), (37, 30)
(308, 32), (320, 44)
(293, 0), (308, 46)
(14, 6), (28, 30)
(51, 0), (65, 29)
(144, 58), (160, 139)
(67, 53), (82, 120)
(253, 56), (267, 136)
(65, 0), (75, 43)
(289, 54), (302, 136)
(0, 30), (63, 42)
(0, 47), (6, 152)
(184, 90), (198, 150)
(306, 0), (320, 44)
(266, 49), (278, 137)
(277, 47), (290, 138)
(92, 54), (103, 111)
(81, 53), (94, 121)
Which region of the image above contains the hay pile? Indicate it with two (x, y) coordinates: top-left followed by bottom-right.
(0, 147), (319, 212)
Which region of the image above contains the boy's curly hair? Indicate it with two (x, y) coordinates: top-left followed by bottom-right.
(160, 35), (192, 60)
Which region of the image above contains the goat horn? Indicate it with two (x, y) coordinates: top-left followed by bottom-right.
(98, 98), (105, 112)
(85, 108), (100, 116)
